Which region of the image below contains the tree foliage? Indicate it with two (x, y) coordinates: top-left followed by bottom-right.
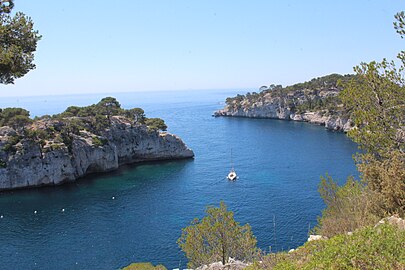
(394, 11), (405, 38)
(144, 118), (167, 131)
(0, 0), (14, 14)
(340, 60), (405, 158)
(337, 10), (405, 217)
(177, 201), (257, 268)
(0, 107), (31, 129)
(0, 0), (41, 84)
(357, 152), (405, 216)
(316, 9), (405, 238)
(97, 97), (122, 118)
(125, 108), (145, 124)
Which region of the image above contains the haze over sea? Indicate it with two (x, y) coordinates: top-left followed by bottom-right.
(0, 90), (358, 269)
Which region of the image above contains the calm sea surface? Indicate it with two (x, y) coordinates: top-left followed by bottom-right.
(0, 90), (358, 269)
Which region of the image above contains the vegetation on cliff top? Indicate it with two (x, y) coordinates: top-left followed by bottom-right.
(0, 97), (168, 166)
(225, 73), (356, 115)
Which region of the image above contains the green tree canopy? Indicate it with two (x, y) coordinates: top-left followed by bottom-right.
(125, 108), (146, 123)
(340, 60), (405, 158)
(0, 0), (14, 14)
(0, 107), (31, 127)
(144, 118), (167, 131)
(337, 11), (405, 216)
(96, 97), (123, 117)
(0, 1), (41, 84)
(178, 201), (257, 268)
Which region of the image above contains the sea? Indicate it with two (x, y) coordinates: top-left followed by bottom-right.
(0, 90), (359, 269)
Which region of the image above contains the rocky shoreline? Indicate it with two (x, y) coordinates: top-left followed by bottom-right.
(214, 109), (353, 132)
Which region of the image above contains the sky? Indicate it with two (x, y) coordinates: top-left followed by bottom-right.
(0, 0), (404, 97)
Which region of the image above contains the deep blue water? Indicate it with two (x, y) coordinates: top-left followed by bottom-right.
(0, 90), (359, 269)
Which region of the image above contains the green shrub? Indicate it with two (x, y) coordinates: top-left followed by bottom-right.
(357, 151), (405, 217)
(252, 224), (405, 270)
(2, 135), (21, 153)
(60, 132), (73, 153)
(0, 159), (6, 168)
(144, 118), (167, 131)
(50, 143), (65, 151)
(315, 175), (381, 238)
(92, 136), (107, 147)
(0, 107), (31, 127)
(303, 224), (404, 269)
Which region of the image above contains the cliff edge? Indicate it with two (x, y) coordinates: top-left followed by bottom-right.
(0, 98), (194, 190)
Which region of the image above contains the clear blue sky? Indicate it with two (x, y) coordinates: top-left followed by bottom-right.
(1, 0), (403, 97)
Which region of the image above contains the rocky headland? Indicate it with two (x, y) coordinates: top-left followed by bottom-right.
(0, 98), (194, 190)
(214, 74), (355, 132)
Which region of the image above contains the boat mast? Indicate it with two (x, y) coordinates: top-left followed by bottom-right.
(231, 148), (234, 171)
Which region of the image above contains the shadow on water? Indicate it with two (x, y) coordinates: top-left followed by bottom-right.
(1, 158), (192, 190)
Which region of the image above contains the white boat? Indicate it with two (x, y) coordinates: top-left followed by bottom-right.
(227, 169), (237, 181)
(227, 149), (237, 181)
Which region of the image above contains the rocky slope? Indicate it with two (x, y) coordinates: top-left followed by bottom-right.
(214, 74), (355, 132)
(0, 100), (194, 190)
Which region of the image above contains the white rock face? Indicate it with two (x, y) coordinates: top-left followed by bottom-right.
(307, 235), (327, 242)
(195, 259), (249, 270)
(215, 104), (352, 132)
(0, 118), (194, 190)
(375, 215), (405, 230)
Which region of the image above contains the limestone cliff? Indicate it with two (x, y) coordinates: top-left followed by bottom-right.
(214, 74), (355, 132)
(0, 100), (194, 190)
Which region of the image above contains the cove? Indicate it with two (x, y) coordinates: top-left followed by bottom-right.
(0, 90), (358, 269)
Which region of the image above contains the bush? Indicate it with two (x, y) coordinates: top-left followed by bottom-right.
(303, 224), (405, 269)
(2, 135), (21, 153)
(314, 175), (381, 238)
(0, 107), (30, 127)
(0, 158), (6, 168)
(92, 136), (107, 147)
(357, 151), (405, 216)
(144, 118), (167, 131)
(125, 108), (145, 124)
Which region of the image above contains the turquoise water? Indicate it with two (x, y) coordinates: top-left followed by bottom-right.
(0, 90), (358, 269)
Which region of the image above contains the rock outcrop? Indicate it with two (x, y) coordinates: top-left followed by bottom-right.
(195, 259), (249, 270)
(214, 74), (355, 132)
(307, 234), (328, 242)
(0, 117), (194, 190)
(375, 215), (405, 231)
